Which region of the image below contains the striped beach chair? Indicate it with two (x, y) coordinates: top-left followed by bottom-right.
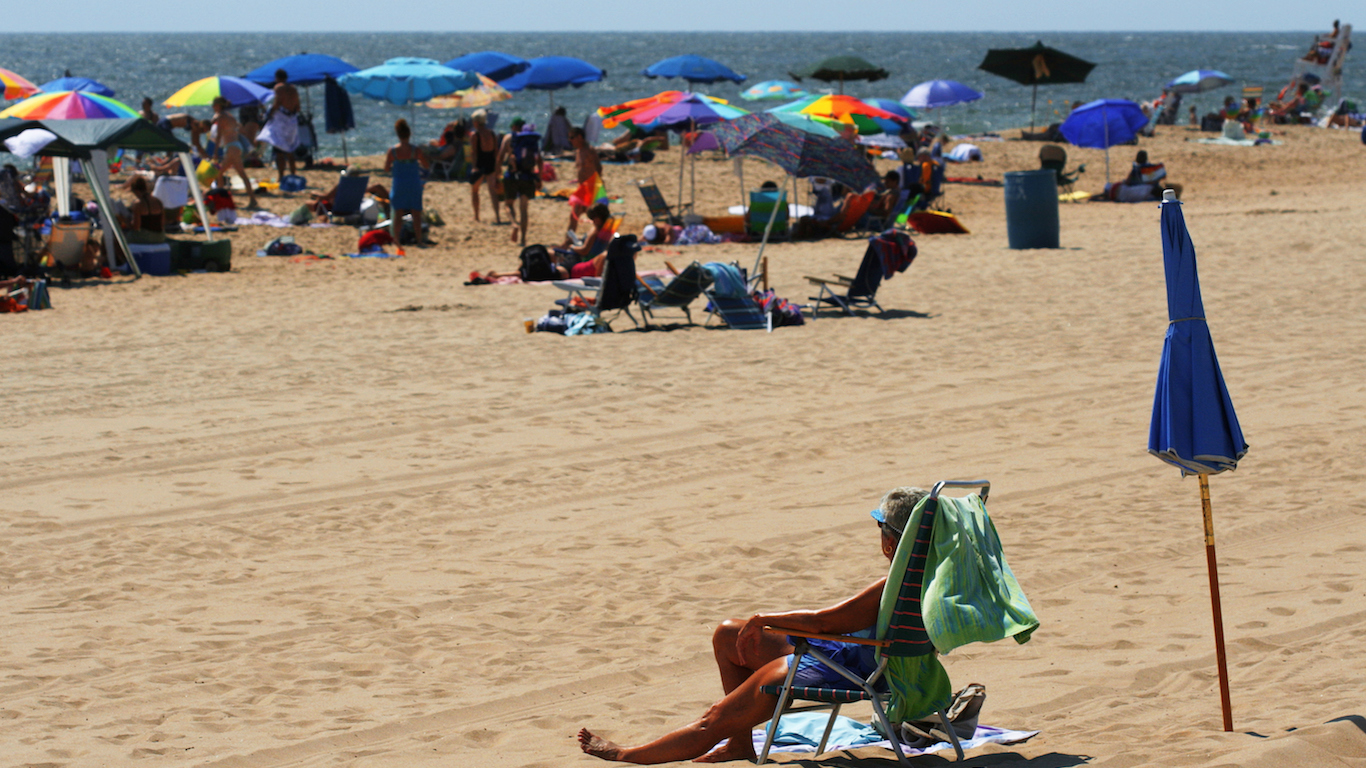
(758, 480), (1008, 765)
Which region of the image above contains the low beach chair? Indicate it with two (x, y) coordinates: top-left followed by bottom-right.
(746, 189), (789, 239)
(635, 178), (681, 225)
(759, 479), (1038, 765)
(327, 174), (369, 223)
(701, 261), (766, 330)
(806, 230), (916, 318)
(636, 261), (711, 328)
(1038, 145), (1085, 198)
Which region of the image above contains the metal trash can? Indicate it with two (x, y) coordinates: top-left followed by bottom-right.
(1004, 170), (1060, 249)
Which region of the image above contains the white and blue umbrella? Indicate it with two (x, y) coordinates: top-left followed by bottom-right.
(1166, 69), (1234, 94)
(1148, 193), (1248, 732)
(900, 79), (983, 109)
(339, 58), (479, 106)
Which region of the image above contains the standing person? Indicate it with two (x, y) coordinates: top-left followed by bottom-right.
(469, 110), (501, 224)
(139, 97), (158, 124)
(384, 118), (431, 255)
(566, 126), (601, 232)
(497, 118), (542, 247)
(258, 69), (301, 184)
(211, 97), (258, 208)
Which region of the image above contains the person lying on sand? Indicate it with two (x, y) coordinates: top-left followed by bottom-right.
(577, 486), (926, 764)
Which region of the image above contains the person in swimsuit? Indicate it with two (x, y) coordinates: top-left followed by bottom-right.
(469, 109), (501, 224)
(497, 117), (542, 247)
(384, 118), (432, 255)
(211, 97), (258, 208)
(576, 486), (927, 764)
(119, 175), (167, 244)
(567, 126), (602, 232)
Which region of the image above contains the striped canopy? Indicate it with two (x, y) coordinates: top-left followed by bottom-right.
(0, 68), (40, 100)
(0, 91), (138, 119)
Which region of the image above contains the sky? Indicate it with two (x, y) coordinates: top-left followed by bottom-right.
(1, 0), (1358, 33)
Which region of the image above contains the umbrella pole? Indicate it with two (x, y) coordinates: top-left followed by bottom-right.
(1030, 83), (1037, 132)
(677, 137), (687, 217)
(1199, 473), (1235, 732)
(1103, 105), (1110, 185)
(342, 133), (349, 164)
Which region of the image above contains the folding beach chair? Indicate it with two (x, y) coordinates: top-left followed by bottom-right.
(634, 178), (681, 225)
(430, 150), (465, 182)
(327, 174), (369, 223)
(806, 230), (916, 318)
(552, 234), (641, 328)
(700, 261), (766, 330)
(759, 479), (1037, 765)
(636, 261), (712, 328)
(1038, 145), (1085, 198)
(833, 190), (876, 236)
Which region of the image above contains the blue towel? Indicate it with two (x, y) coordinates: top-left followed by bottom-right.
(702, 262), (747, 298)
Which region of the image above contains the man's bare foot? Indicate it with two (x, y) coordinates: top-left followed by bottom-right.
(694, 738), (755, 763)
(510, 228), (519, 243)
(578, 729), (626, 761)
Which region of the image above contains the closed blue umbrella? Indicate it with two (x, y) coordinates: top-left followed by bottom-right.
(1059, 98), (1148, 183)
(40, 77), (114, 97)
(339, 58), (479, 106)
(245, 54), (359, 86)
(1149, 193), (1248, 733)
(900, 79), (983, 109)
(642, 55), (746, 85)
(443, 51), (529, 83)
(1166, 69), (1234, 94)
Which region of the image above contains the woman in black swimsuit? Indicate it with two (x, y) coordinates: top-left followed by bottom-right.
(469, 110), (502, 224)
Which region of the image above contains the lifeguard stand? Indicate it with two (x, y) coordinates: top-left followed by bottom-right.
(1280, 22), (1352, 125)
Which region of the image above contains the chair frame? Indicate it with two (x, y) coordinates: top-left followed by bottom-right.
(636, 261), (710, 329)
(634, 178), (681, 226)
(757, 480), (990, 766)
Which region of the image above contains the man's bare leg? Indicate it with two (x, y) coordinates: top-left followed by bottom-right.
(576, 656), (787, 764)
(711, 619), (792, 694)
(488, 180), (503, 224)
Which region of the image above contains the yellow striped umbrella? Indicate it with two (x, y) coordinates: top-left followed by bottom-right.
(0, 68), (40, 100)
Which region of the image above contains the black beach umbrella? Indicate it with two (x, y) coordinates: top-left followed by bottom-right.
(978, 41), (1096, 131)
(789, 55), (888, 95)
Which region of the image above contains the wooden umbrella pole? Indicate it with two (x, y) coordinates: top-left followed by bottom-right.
(1200, 473), (1234, 732)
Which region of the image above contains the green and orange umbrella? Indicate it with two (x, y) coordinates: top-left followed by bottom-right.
(0, 90), (138, 119)
(164, 76), (273, 108)
(767, 94), (905, 136)
(1, 68), (40, 100)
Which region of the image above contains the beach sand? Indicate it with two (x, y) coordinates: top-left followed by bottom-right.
(2, 123), (1365, 768)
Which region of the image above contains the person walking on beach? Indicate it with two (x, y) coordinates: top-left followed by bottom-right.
(577, 487), (928, 764)
(211, 97), (258, 209)
(567, 126), (601, 233)
(384, 118), (431, 255)
(258, 69), (301, 184)
(497, 118), (542, 247)
(469, 110), (502, 224)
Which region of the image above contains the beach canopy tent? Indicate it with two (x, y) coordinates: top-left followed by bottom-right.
(245, 53), (360, 86)
(442, 51), (530, 83)
(642, 55), (746, 85)
(0, 117), (213, 277)
(978, 41), (1096, 130)
(40, 76), (115, 97)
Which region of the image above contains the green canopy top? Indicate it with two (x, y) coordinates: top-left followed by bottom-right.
(0, 117), (188, 158)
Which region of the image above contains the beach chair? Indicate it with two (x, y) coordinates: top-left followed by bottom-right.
(759, 479), (1035, 765)
(700, 261), (766, 330)
(635, 178), (681, 225)
(429, 149), (466, 182)
(552, 234), (640, 328)
(806, 230), (916, 319)
(1038, 145), (1085, 197)
(327, 174), (369, 224)
(48, 219), (92, 267)
(636, 261), (712, 328)
(834, 190), (876, 236)
(746, 189), (788, 239)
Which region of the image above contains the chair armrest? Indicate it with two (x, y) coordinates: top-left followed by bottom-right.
(636, 277), (660, 298)
(833, 274), (856, 283)
(765, 626), (891, 647)
(805, 275), (832, 285)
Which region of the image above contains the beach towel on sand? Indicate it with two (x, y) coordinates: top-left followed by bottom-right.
(259, 110), (300, 152)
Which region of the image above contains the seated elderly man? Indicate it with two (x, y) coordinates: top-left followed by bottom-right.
(577, 486), (928, 764)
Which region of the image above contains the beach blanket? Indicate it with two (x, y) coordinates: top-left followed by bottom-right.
(1188, 137), (1281, 146)
(258, 110), (300, 152)
(237, 210), (291, 228)
(748, 715), (1037, 757)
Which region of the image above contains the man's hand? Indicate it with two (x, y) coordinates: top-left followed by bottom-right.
(735, 614), (768, 667)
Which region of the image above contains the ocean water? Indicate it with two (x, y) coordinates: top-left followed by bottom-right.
(0, 31), (1346, 158)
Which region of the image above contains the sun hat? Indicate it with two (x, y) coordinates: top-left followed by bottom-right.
(642, 224), (658, 242)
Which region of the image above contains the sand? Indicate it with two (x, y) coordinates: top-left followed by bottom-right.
(2, 123), (1366, 768)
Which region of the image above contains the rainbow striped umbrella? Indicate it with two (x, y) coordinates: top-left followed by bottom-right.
(164, 76), (273, 108)
(767, 93), (905, 136)
(1, 68), (40, 100)
(0, 90), (138, 119)
(425, 73), (511, 109)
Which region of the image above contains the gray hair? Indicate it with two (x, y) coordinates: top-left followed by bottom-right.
(878, 486), (929, 538)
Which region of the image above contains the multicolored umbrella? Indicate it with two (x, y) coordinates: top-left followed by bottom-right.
(864, 98), (917, 134)
(0, 90), (138, 119)
(0, 68), (40, 100)
(711, 113), (877, 189)
(767, 94), (905, 136)
(741, 80), (808, 101)
(164, 76), (274, 108)
(40, 76), (115, 97)
(425, 73), (512, 109)
(604, 92), (746, 130)
(598, 90), (688, 125)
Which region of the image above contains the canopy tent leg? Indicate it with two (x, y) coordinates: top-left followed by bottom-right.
(180, 152), (215, 243)
(53, 157), (72, 218)
(86, 149), (140, 277)
(1200, 474), (1234, 732)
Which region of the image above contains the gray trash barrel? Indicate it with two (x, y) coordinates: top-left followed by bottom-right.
(1003, 170), (1060, 249)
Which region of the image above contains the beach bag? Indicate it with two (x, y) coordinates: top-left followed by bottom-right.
(357, 228), (393, 252)
(518, 244), (556, 282)
(264, 236), (302, 256)
(196, 159), (220, 186)
(511, 132), (541, 174)
(280, 174), (307, 192)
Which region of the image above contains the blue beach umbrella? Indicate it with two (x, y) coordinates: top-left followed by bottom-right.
(339, 58), (479, 106)
(642, 55), (746, 86)
(1059, 98), (1148, 183)
(245, 53), (360, 86)
(1166, 69), (1234, 94)
(900, 79), (983, 109)
(443, 51), (530, 83)
(740, 80), (808, 101)
(1148, 193), (1248, 733)
(864, 98), (917, 134)
(500, 55), (605, 114)
(40, 77), (114, 97)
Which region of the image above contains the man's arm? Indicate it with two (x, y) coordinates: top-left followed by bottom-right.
(736, 578), (887, 665)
